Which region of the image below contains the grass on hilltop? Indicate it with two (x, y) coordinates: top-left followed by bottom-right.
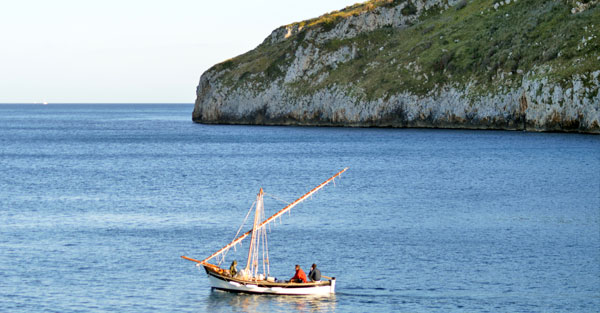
(210, 0), (600, 100)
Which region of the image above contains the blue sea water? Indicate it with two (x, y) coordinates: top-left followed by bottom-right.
(0, 103), (599, 312)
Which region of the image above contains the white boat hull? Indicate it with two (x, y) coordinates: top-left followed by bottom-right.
(204, 266), (335, 295)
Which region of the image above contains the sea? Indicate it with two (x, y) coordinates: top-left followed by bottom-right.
(1, 103), (599, 312)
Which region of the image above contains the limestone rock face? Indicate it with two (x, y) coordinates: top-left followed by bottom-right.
(193, 0), (600, 133)
(267, 0), (448, 45)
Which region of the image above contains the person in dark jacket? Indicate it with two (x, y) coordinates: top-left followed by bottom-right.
(308, 263), (321, 282)
(229, 260), (237, 277)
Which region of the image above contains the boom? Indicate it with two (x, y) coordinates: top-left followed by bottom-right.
(181, 167), (348, 265)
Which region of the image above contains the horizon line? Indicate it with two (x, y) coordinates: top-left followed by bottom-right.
(0, 102), (194, 104)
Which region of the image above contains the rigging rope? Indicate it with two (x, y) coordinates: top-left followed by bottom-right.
(218, 200), (256, 266)
(264, 193), (291, 205)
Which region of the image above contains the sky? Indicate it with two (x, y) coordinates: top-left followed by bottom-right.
(0, 0), (359, 103)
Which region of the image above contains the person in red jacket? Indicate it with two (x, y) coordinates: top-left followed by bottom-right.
(290, 264), (307, 283)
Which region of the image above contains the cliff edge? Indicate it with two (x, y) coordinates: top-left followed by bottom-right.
(193, 0), (600, 133)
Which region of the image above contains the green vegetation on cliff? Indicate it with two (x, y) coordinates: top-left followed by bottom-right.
(210, 0), (599, 101)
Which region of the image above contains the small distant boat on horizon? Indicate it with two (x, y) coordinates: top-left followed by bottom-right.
(181, 168), (348, 295)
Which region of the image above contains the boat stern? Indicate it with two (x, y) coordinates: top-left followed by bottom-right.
(329, 277), (336, 294)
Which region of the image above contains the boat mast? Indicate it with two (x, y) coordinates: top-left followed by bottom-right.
(245, 188), (263, 275)
(184, 167), (348, 266)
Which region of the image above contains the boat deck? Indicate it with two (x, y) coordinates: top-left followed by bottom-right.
(204, 265), (333, 288)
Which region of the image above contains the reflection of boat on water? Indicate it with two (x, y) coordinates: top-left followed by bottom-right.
(207, 289), (337, 311)
(182, 168), (348, 295)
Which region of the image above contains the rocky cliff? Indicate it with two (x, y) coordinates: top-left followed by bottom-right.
(193, 0), (600, 133)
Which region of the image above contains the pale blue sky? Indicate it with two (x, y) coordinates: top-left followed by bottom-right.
(0, 0), (358, 103)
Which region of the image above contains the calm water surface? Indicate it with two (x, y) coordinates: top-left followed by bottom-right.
(1, 104), (599, 312)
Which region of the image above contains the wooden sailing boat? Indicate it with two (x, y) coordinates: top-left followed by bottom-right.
(181, 168), (347, 295)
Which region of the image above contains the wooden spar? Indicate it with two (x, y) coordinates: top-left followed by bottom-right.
(180, 255), (220, 270)
(251, 167), (347, 234)
(181, 255), (202, 263)
(190, 167), (348, 265)
(246, 188), (263, 271)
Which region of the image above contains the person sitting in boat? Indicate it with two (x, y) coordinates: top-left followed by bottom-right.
(308, 263), (321, 282)
(229, 260), (238, 277)
(290, 264), (307, 283)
